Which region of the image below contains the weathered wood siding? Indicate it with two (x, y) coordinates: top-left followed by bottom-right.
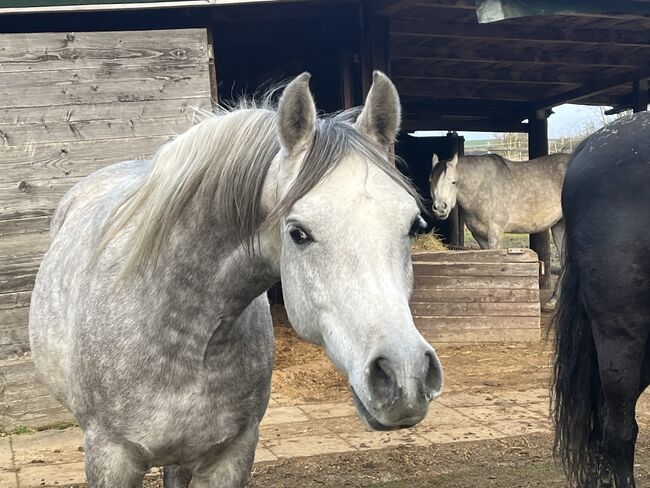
(411, 249), (541, 343)
(0, 28), (213, 359)
(0, 29), (213, 431)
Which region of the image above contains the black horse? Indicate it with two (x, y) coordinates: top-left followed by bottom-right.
(553, 111), (650, 487)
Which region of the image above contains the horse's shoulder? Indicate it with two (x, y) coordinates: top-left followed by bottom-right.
(50, 160), (152, 238)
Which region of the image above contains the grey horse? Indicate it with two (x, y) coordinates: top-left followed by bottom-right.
(429, 152), (570, 310)
(28, 72), (444, 488)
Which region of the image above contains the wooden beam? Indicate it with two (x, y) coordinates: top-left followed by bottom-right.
(402, 117), (527, 133)
(391, 19), (650, 48)
(402, 99), (530, 117)
(393, 59), (592, 85)
(370, 0), (421, 16)
(633, 78), (649, 113)
(533, 71), (650, 109)
(396, 78), (566, 102)
(392, 42), (650, 69)
(371, 0), (475, 15)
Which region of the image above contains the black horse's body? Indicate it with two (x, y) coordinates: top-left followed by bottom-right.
(553, 111), (650, 487)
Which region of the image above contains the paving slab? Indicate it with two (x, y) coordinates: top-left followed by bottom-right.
(417, 423), (506, 444)
(12, 429), (84, 468)
(17, 461), (86, 487)
(341, 429), (430, 451)
(0, 437), (14, 473)
(259, 406), (309, 427)
(264, 434), (353, 458)
(298, 402), (356, 420)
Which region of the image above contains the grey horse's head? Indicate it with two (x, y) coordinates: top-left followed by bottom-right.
(270, 72), (444, 430)
(430, 153), (459, 220)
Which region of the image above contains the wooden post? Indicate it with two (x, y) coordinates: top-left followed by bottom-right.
(340, 50), (355, 110)
(360, 8), (390, 97)
(528, 110), (551, 289)
(633, 78), (649, 113)
(447, 132), (465, 247)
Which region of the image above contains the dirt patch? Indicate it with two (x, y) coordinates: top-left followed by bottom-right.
(244, 434), (650, 488)
(271, 305), (555, 406)
(139, 434), (649, 488)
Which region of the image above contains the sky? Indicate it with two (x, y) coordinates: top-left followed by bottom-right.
(413, 104), (613, 141)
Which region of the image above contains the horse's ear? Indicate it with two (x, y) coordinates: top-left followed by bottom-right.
(432, 153), (440, 166)
(448, 154), (459, 167)
(355, 71), (401, 146)
(277, 72), (316, 155)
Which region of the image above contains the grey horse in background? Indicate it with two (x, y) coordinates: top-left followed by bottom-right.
(430, 152), (571, 310)
(29, 72), (443, 488)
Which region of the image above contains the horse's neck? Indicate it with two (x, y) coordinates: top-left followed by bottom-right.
(456, 158), (502, 215)
(150, 202), (279, 339)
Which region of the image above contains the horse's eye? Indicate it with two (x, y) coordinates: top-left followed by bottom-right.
(451, 181), (457, 185)
(409, 218), (424, 238)
(289, 226), (312, 245)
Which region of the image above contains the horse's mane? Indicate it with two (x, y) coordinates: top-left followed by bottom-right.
(95, 97), (419, 276)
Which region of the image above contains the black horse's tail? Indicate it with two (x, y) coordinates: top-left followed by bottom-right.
(551, 252), (603, 486)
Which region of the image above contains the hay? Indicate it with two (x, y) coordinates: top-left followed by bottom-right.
(411, 233), (446, 252)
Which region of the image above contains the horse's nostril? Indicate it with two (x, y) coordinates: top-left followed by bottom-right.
(367, 357), (397, 405)
(424, 351), (444, 399)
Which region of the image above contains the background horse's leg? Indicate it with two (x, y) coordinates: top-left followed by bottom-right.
(191, 423), (259, 488)
(83, 430), (147, 488)
(163, 465), (192, 488)
(542, 220), (565, 311)
(487, 227), (503, 249)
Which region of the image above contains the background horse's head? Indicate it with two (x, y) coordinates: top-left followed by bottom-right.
(429, 153), (459, 220)
(269, 72), (444, 430)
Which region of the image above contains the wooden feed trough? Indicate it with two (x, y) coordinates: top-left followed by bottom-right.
(411, 249), (541, 343)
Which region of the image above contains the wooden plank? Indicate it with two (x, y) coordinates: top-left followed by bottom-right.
(0, 29), (209, 73)
(0, 291), (31, 310)
(0, 232), (50, 259)
(0, 357), (73, 432)
(413, 262), (538, 277)
(0, 306), (30, 359)
(410, 287), (539, 303)
(0, 253), (42, 294)
(412, 249), (538, 263)
(414, 275), (539, 289)
(395, 77), (562, 102)
(0, 135), (169, 186)
(0, 115), (198, 148)
(390, 19), (650, 48)
(410, 301), (540, 317)
(392, 58), (615, 85)
(413, 315), (540, 330)
(421, 327), (541, 344)
(392, 40), (650, 69)
(0, 99), (211, 126)
(534, 72), (650, 109)
(0, 68), (210, 110)
(0, 216), (51, 237)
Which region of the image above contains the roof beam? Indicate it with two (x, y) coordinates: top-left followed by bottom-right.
(396, 78), (566, 102)
(534, 72), (650, 109)
(403, 116), (527, 133)
(392, 60), (586, 85)
(402, 98), (530, 116)
(391, 19), (650, 48)
(392, 42), (650, 69)
(370, 0), (475, 15)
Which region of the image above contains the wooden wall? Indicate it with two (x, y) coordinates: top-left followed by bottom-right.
(411, 249), (541, 343)
(0, 28), (213, 431)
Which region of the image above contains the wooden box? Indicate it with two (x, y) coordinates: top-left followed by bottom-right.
(411, 249), (541, 344)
